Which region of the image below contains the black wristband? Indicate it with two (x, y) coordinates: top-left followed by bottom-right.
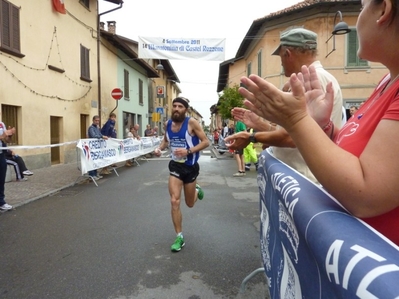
(249, 133), (257, 143)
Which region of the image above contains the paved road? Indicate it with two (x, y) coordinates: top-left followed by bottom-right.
(0, 150), (269, 299)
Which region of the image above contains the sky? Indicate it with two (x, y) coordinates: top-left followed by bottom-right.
(99, 0), (301, 125)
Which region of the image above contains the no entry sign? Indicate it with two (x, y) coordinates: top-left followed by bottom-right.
(111, 88), (123, 100)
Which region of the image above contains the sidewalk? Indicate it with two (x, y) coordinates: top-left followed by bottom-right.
(4, 162), (84, 208)
(3, 148), (221, 209)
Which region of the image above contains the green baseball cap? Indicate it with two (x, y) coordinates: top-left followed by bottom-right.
(272, 28), (317, 55)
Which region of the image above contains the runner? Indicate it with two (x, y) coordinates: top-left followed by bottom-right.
(154, 97), (210, 252)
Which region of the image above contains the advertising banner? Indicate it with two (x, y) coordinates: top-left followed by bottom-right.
(76, 137), (160, 175)
(258, 150), (399, 298)
(138, 37), (226, 61)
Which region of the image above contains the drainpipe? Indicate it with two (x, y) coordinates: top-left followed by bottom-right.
(97, 1), (123, 123)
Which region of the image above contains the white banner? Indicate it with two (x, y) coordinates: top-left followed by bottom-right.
(138, 37), (226, 61)
(76, 137), (161, 175)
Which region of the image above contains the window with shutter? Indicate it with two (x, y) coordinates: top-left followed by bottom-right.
(0, 0), (22, 56)
(257, 50), (262, 77)
(247, 62), (252, 77)
(347, 29), (368, 68)
(80, 45), (91, 82)
(124, 69), (130, 100)
(139, 79), (143, 105)
(80, 0), (90, 9)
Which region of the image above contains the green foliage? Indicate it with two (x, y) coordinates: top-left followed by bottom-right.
(218, 84), (244, 120)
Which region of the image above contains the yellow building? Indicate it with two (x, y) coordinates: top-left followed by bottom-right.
(0, 0), (124, 169)
(217, 0), (387, 120)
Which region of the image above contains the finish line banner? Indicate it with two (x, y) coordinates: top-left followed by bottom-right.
(138, 37), (226, 61)
(258, 150), (399, 299)
(76, 137), (160, 175)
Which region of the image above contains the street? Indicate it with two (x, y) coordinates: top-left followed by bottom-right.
(0, 150), (269, 299)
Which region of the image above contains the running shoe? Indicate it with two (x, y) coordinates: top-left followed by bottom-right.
(171, 235), (185, 252)
(233, 171), (245, 177)
(196, 184), (204, 200)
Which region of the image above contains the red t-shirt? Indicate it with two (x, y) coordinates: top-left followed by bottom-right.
(335, 74), (399, 245)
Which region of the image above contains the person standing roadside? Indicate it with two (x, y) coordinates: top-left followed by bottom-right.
(233, 120), (246, 177)
(128, 124), (141, 140)
(154, 97), (210, 252)
(152, 126), (159, 138)
(101, 112), (117, 173)
(226, 28), (343, 184)
(88, 115), (108, 180)
(0, 119), (16, 211)
(144, 124), (154, 137)
(244, 127), (259, 171)
(349, 105), (358, 116)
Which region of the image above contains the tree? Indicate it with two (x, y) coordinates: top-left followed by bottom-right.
(218, 84), (244, 120)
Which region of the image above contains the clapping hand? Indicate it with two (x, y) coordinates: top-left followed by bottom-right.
(238, 65), (333, 131)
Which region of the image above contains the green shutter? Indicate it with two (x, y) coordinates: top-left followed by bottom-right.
(347, 29), (368, 67)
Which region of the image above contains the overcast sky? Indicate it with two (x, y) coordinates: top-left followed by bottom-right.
(99, 0), (301, 124)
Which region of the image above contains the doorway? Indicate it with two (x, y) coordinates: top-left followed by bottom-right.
(50, 116), (62, 165)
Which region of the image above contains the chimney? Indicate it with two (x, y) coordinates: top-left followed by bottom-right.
(107, 21), (116, 34)
(99, 22), (105, 30)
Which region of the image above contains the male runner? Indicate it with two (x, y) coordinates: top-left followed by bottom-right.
(154, 97), (210, 252)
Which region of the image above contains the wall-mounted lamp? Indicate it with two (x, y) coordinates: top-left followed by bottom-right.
(325, 11), (351, 58)
(156, 60), (164, 71)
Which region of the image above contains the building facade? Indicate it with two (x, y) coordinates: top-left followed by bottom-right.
(216, 0), (387, 122)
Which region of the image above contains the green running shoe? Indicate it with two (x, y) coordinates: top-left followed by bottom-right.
(171, 235), (185, 252)
(196, 184), (204, 200)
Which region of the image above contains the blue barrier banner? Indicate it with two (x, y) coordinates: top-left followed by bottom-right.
(258, 150), (399, 299)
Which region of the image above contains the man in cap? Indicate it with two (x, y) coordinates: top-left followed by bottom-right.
(226, 27), (343, 184)
(154, 97), (210, 252)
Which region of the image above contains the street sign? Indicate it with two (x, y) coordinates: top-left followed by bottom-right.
(156, 107), (164, 114)
(111, 88), (123, 100)
(156, 86), (165, 98)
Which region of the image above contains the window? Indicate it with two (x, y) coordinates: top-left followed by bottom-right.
(247, 62), (252, 77)
(80, 45), (91, 82)
(138, 79), (143, 105)
(347, 29), (368, 68)
(257, 50), (262, 77)
(124, 69), (130, 100)
(0, 0), (22, 57)
(1, 104), (19, 145)
(80, 0), (89, 9)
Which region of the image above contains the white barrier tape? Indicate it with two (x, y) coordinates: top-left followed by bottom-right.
(0, 141), (78, 150)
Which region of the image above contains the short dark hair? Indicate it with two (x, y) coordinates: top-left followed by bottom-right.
(92, 115), (100, 121)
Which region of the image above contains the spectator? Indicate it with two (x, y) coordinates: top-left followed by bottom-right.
(153, 126), (159, 137)
(128, 124), (141, 140)
(233, 121), (246, 177)
(213, 129), (220, 145)
(227, 124), (234, 136)
(236, 0), (399, 245)
(222, 123), (229, 138)
(244, 127), (259, 171)
(144, 124), (154, 137)
(349, 105), (358, 116)
(0, 119), (16, 211)
(5, 148), (33, 181)
(101, 113), (117, 173)
(101, 112), (117, 138)
(87, 115), (107, 180)
(226, 27), (343, 184)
